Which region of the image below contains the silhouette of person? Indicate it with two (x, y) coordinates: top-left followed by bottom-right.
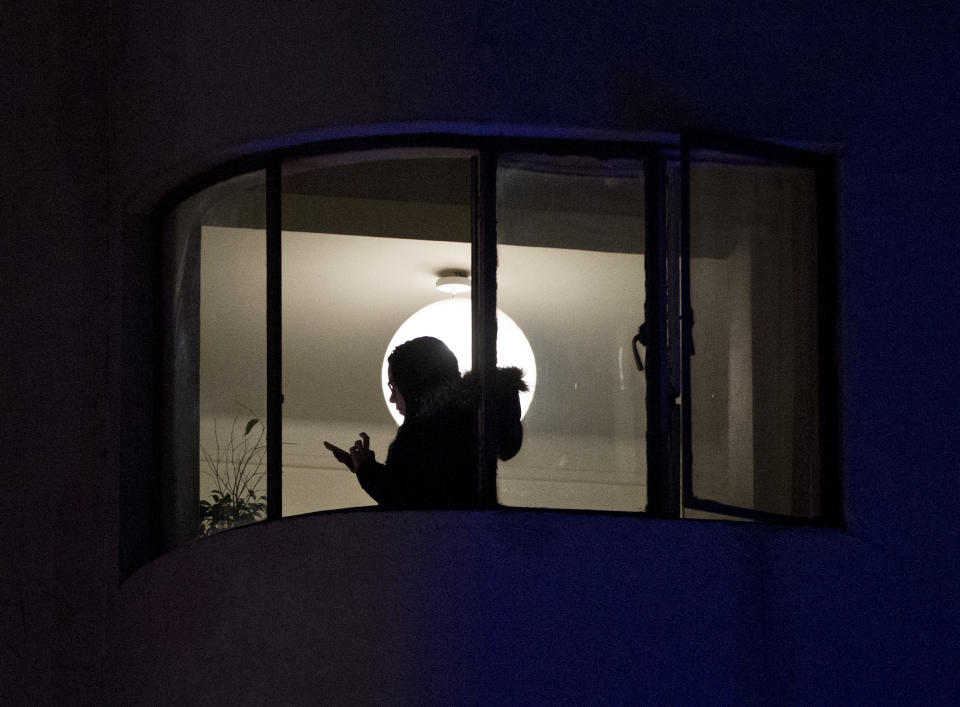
(324, 336), (527, 508)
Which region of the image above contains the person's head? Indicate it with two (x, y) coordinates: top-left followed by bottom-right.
(387, 336), (460, 418)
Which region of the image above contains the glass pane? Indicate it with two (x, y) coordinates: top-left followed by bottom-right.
(496, 154), (647, 511)
(687, 159), (819, 518)
(281, 152), (473, 515)
(163, 170), (267, 544)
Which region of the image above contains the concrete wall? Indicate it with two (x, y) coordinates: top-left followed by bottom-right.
(115, 510), (953, 704)
(3, 0), (959, 703)
(1, 2), (112, 703)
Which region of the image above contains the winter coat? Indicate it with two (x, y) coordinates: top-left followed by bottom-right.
(356, 367), (527, 508)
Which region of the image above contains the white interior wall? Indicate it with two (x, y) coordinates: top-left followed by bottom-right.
(200, 227), (648, 515)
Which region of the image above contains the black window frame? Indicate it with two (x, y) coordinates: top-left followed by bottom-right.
(155, 131), (841, 540)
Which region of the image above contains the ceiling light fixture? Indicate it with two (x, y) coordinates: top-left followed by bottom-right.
(436, 269), (471, 295)
(381, 296), (537, 426)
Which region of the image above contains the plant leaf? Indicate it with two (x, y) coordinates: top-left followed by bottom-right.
(244, 419), (259, 436)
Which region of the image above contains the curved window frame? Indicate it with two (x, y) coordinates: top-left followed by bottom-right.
(155, 131), (842, 552)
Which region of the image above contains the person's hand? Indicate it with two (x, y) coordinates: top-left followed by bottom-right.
(324, 432), (374, 473)
(348, 432), (374, 470)
(323, 441), (355, 471)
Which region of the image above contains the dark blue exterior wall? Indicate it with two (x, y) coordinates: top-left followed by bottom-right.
(2, 0), (959, 702)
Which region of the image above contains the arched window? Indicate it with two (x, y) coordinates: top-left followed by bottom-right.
(159, 133), (840, 549)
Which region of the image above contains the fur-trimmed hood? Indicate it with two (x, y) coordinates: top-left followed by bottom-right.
(418, 366), (528, 412)
(417, 366), (528, 461)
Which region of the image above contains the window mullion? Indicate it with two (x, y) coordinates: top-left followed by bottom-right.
(266, 162), (283, 520)
(644, 153), (680, 518)
(816, 157), (842, 526)
(679, 141), (695, 513)
(473, 151), (498, 508)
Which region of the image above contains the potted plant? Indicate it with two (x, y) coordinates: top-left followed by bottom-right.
(199, 406), (268, 536)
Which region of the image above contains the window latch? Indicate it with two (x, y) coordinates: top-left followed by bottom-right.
(632, 323), (647, 371)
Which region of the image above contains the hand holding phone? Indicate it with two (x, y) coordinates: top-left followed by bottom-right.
(324, 432), (374, 472)
(324, 441), (353, 469)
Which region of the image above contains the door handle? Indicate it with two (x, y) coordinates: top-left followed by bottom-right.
(632, 323), (647, 371)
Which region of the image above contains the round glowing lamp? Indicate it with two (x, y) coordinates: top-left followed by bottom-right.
(381, 298), (536, 425)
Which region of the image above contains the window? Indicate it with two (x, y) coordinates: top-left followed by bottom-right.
(494, 153), (647, 511)
(160, 133), (839, 548)
(679, 135), (839, 522)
